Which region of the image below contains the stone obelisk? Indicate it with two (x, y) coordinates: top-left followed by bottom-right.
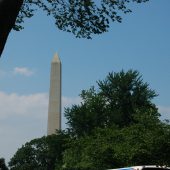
(47, 53), (61, 135)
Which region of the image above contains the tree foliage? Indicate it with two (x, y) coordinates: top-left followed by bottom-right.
(16, 0), (149, 39)
(8, 132), (69, 170)
(62, 112), (170, 170)
(0, 158), (8, 170)
(0, 0), (149, 57)
(65, 70), (158, 136)
(7, 70), (170, 170)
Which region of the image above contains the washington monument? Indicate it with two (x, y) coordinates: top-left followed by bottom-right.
(47, 53), (61, 135)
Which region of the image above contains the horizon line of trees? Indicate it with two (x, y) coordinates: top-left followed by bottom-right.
(1, 69), (170, 170)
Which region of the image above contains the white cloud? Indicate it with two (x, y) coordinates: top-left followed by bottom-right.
(0, 92), (81, 120)
(0, 91), (49, 161)
(13, 67), (34, 76)
(0, 91), (81, 162)
(0, 91), (48, 119)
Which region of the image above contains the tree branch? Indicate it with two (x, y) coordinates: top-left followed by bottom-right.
(0, 0), (23, 57)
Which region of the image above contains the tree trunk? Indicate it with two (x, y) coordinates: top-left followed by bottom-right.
(0, 0), (23, 57)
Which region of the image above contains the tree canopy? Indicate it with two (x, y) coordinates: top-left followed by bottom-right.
(0, 158), (8, 170)
(0, 0), (149, 57)
(63, 113), (170, 170)
(8, 113), (170, 170)
(8, 132), (69, 170)
(65, 70), (158, 136)
(8, 70), (170, 170)
(15, 0), (149, 38)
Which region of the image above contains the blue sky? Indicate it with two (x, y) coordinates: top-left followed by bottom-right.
(0, 0), (170, 162)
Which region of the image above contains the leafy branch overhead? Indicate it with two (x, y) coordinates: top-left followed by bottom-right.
(16, 0), (149, 39)
(0, 0), (148, 57)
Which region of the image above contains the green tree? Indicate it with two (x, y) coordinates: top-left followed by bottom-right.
(9, 132), (69, 170)
(0, 158), (8, 170)
(0, 0), (149, 57)
(62, 111), (170, 170)
(65, 70), (158, 136)
(62, 126), (122, 170)
(7, 70), (170, 170)
(112, 111), (170, 167)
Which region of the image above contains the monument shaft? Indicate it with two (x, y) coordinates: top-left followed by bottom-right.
(47, 54), (61, 135)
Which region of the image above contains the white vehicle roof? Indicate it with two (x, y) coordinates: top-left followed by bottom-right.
(108, 165), (170, 170)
